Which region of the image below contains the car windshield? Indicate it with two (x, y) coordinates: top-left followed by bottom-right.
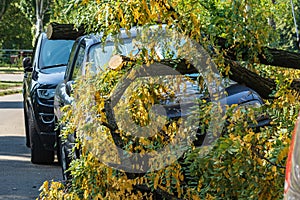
(87, 36), (208, 102)
(88, 39), (136, 73)
(39, 39), (74, 69)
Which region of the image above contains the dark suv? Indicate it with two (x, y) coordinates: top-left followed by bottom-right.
(23, 32), (74, 164)
(54, 28), (270, 179)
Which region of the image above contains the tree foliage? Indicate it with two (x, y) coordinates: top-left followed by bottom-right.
(50, 0), (298, 50)
(0, 0), (53, 49)
(0, 0), (10, 21)
(0, 0), (32, 49)
(39, 0), (300, 199)
(17, 0), (52, 37)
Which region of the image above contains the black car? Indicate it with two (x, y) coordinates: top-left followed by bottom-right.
(54, 28), (270, 179)
(23, 32), (74, 164)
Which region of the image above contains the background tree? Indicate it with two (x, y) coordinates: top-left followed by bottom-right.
(0, 0), (53, 49)
(17, 0), (51, 37)
(0, 0), (18, 22)
(0, 0), (9, 21)
(0, 0), (32, 49)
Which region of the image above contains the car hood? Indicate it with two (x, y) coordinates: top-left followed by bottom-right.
(225, 84), (263, 105)
(37, 66), (66, 85)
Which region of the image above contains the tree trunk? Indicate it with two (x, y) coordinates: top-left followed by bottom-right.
(35, 0), (43, 37)
(46, 22), (85, 40)
(0, 0), (7, 21)
(225, 59), (276, 99)
(225, 59), (300, 99)
(217, 36), (300, 69)
(258, 47), (300, 69)
(46, 23), (300, 99)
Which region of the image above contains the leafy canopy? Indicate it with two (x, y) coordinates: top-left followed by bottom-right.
(39, 1), (300, 199)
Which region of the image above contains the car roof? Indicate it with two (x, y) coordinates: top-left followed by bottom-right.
(75, 25), (165, 49)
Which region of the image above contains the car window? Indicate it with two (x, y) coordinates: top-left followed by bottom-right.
(88, 42), (114, 72)
(72, 45), (85, 80)
(39, 39), (74, 69)
(87, 37), (208, 100)
(65, 41), (78, 79)
(87, 39), (138, 73)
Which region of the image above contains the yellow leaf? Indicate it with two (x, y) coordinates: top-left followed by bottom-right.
(153, 174), (160, 189)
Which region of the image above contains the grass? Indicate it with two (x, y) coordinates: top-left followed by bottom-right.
(0, 81), (22, 90)
(0, 65), (24, 96)
(0, 79), (23, 97)
(0, 66), (23, 73)
(0, 89), (22, 96)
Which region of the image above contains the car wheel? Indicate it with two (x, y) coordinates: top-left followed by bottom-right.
(56, 124), (72, 180)
(28, 110), (54, 164)
(23, 104), (30, 148)
(58, 135), (72, 180)
(56, 123), (62, 165)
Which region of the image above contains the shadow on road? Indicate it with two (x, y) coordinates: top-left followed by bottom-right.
(0, 135), (60, 166)
(0, 101), (23, 109)
(0, 135), (29, 157)
(0, 135), (62, 199)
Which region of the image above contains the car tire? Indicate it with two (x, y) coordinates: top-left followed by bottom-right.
(28, 110), (54, 164)
(56, 123), (62, 166)
(56, 124), (72, 180)
(23, 104), (30, 148)
(58, 135), (72, 180)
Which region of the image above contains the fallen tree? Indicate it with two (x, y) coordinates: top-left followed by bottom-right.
(47, 22), (300, 99)
(46, 22), (85, 40)
(40, 1), (299, 200)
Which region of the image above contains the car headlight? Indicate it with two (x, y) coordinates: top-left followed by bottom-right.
(37, 89), (56, 99)
(238, 100), (262, 109)
(232, 100), (262, 114)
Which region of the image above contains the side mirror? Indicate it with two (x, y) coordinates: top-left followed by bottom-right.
(66, 80), (74, 96)
(22, 57), (32, 72)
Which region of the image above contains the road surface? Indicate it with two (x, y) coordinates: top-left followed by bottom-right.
(0, 94), (62, 200)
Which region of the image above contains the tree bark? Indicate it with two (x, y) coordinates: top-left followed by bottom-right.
(258, 47), (300, 69)
(0, 0), (7, 21)
(225, 59), (300, 99)
(159, 1), (300, 98)
(46, 23), (300, 98)
(225, 59), (276, 99)
(217, 36), (300, 69)
(46, 22), (85, 40)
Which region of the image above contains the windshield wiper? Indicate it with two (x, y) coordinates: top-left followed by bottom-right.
(41, 63), (67, 69)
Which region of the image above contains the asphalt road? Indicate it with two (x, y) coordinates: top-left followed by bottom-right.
(0, 94), (62, 200)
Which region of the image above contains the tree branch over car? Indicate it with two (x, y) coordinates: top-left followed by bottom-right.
(49, 0), (300, 99)
(39, 1), (300, 199)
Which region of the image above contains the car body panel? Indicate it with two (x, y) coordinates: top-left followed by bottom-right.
(55, 31), (269, 136)
(284, 113), (300, 199)
(23, 32), (74, 155)
(54, 28), (270, 177)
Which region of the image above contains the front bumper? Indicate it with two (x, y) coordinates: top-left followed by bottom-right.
(32, 94), (57, 150)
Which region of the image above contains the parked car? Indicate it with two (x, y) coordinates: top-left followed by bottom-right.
(23, 32), (74, 164)
(284, 112), (300, 199)
(54, 28), (270, 179)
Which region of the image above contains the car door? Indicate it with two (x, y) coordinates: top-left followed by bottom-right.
(23, 34), (43, 146)
(54, 41), (86, 120)
(54, 41), (86, 179)
(23, 34), (42, 107)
